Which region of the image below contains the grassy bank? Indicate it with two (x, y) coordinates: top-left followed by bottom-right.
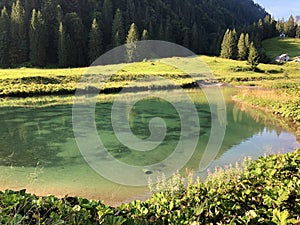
(236, 87), (300, 136)
(0, 55), (299, 97)
(1, 53), (299, 134)
(0, 149), (299, 224)
(228, 37), (300, 134)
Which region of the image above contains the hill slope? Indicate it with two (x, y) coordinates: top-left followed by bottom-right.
(262, 37), (300, 60)
(0, 0), (267, 68)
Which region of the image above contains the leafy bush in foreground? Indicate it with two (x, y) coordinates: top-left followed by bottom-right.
(0, 150), (299, 224)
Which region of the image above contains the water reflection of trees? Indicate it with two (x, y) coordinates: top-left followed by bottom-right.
(0, 106), (74, 168)
(233, 102), (294, 138)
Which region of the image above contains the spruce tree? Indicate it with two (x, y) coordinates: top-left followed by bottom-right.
(41, 0), (60, 64)
(247, 42), (260, 71)
(58, 22), (67, 67)
(183, 29), (190, 49)
(112, 9), (125, 47)
(29, 9), (38, 65)
(245, 33), (250, 49)
(220, 29), (237, 59)
(64, 13), (87, 67)
(141, 29), (148, 40)
(102, 0), (113, 49)
(231, 29), (238, 59)
(191, 22), (199, 53)
(125, 0), (135, 28)
(30, 10), (47, 66)
(237, 33), (247, 60)
(126, 23), (139, 62)
(220, 29), (230, 58)
(0, 7), (10, 67)
(158, 23), (164, 40)
(296, 25), (300, 38)
(276, 19), (284, 34)
(284, 16), (296, 37)
(88, 18), (103, 63)
(10, 0), (27, 65)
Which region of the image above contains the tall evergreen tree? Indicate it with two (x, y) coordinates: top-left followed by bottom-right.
(191, 22), (200, 53)
(245, 33), (250, 49)
(220, 29), (230, 58)
(183, 28), (190, 49)
(102, 0), (113, 49)
(10, 0), (27, 65)
(247, 42), (259, 71)
(296, 25), (300, 38)
(284, 16), (296, 37)
(112, 9), (125, 47)
(125, 0), (135, 28)
(276, 19), (284, 34)
(126, 23), (139, 62)
(30, 9), (47, 66)
(165, 16), (172, 42)
(237, 33), (247, 60)
(141, 29), (148, 40)
(58, 22), (67, 67)
(56, 4), (63, 23)
(41, 0), (60, 64)
(88, 18), (103, 64)
(64, 12), (87, 67)
(220, 29), (237, 59)
(0, 7), (10, 67)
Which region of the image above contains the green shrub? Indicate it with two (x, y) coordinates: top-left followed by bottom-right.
(0, 150), (299, 224)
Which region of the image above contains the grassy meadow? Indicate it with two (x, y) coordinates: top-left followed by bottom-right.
(262, 37), (300, 60)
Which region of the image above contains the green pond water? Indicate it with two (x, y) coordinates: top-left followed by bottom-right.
(0, 88), (299, 205)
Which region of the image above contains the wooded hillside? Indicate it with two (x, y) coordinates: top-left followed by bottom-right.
(0, 0), (268, 67)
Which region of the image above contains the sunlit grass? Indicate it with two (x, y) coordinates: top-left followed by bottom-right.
(263, 37), (300, 60)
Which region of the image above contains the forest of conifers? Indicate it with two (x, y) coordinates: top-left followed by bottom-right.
(0, 0), (270, 68)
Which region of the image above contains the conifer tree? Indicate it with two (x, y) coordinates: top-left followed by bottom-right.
(141, 29), (148, 40)
(126, 23), (139, 62)
(245, 33), (250, 49)
(247, 42), (260, 71)
(42, 0), (60, 64)
(237, 33), (247, 60)
(191, 22), (199, 53)
(284, 16), (296, 37)
(125, 0), (135, 28)
(183, 29), (190, 48)
(102, 0), (113, 48)
(158, 23), (164, 40)
(64, 12), (86, 67)
(276, 19), (284, 34)
(0, 7), (11, 67)
(89, 18), (103, 63)
(220, 29), (237, 59)
(58, 22), (67, 67)
(57, 4), (63, 23)
(220, 29), (230, 58)
(296, 25), (300, 38)
(30, 9), (47, 66)
(231, 29), (238, 58)
(10, 0), (27, 65)
(112, 9), (125, 47)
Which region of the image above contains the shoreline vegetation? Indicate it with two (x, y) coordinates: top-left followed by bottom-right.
(0, 150), (299, 224)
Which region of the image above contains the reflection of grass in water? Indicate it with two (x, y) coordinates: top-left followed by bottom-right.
(27, 162), (44, 185)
